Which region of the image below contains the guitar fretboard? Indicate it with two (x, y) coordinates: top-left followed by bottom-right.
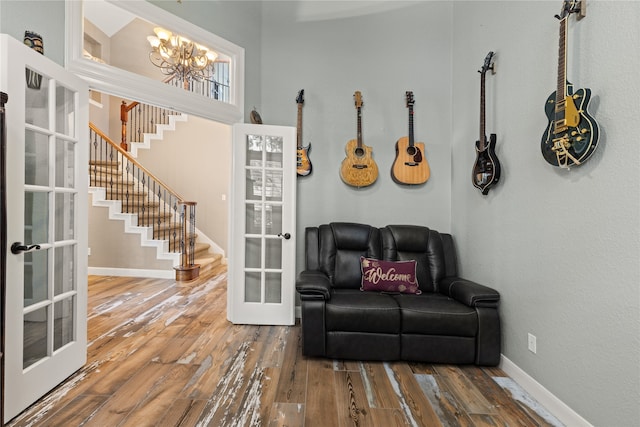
(556, 16), (568, 106)
(479, 71), (487, 150)
(408, 106), (415, 148)
(296, 104), (303, 149)
(356, 108), (363, 148)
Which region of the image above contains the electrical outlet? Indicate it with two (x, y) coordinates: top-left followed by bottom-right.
(528, 333), (537, 354)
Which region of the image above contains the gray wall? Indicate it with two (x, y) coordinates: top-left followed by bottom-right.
(450, 1), (639, 425)
(0, 0), (65, 64)
(259, 1), (454, 271)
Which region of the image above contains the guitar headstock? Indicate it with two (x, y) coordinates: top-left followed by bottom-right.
(556, 0), (581, 20)
(479, 51), (495, 75)
(354, 91), (363, 109)
(296, 89), (304, 105)
(406, 91), (415, 108)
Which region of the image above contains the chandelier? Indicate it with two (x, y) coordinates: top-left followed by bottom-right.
(147, 27), (218, 88)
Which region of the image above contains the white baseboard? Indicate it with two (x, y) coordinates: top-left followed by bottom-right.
(499, 355), (593, 427)
(88, 266), (174, 279)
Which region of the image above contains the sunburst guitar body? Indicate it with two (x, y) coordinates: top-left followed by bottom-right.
(340, 91), (378, 187)
(295, 89), (312, 176)
(391, 91), (430, 185)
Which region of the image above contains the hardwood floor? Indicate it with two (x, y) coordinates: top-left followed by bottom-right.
(8, 268), (563, 427)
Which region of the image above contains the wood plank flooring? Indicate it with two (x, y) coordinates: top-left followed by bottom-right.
(8, 268), (563, 427)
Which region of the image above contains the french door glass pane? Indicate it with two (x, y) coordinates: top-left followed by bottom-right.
(265, 272), (282, 303)
(265, 238), (282, 269)
(245, 203), (261, 234)
(245, 238), (261, 268)
(55, 85), (76, 137)
(24, 249), (49, 307)
(54, 192), (75, 241)
(266, 204), (282, 235)
(54, 245), (75, 296)
(25, 130), (49, 186)
(23, 306), (49, 369)
(246, 134), (263, 165)
(245, 272), (261, 303)
(55, 138), (75, 188)
(25, 67), (49, 128)
(25, 191), (49, 244)
(54, 297), (75, 351)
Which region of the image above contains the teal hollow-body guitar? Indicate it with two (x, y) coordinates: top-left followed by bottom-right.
(541, 0), (599, 169)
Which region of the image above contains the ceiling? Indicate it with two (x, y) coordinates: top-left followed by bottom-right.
(83, 0), (138, 37)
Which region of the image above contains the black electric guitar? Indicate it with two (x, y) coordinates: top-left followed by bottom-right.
(296, 90), (312, 176)
(472, 51), (501, 195)
(392, 91), (430, 185)
(340, 91), (378, 187)
(541, 0), (599, 168)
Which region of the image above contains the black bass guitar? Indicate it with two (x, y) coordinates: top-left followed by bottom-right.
(472, 51), (501, 195)
(296, 90), (312, 176)
(541, 0), (599, 168)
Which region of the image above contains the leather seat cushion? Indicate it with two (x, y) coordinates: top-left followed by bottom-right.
(393, 294), (478, 337)
(326, 290), (400, 334)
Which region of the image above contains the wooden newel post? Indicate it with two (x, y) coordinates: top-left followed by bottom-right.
(120, 100), (129, 151)
(174, 201), (200, 282)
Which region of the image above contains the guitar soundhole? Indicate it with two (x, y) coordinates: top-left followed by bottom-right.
(354, 147), (365, 157)
(406, 146), (417, 156)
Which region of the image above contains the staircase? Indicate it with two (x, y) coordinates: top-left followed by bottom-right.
(89, 106), (223, 280)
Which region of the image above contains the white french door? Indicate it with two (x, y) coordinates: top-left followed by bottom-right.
(229, 124), (296, 325)
(0, 35), (88, 422)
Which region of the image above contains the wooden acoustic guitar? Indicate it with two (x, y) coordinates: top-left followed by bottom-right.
(296, 90), (312, 176)
(392, 91), (430, 185)
(541, 0), (599, 168)
(472, 51), (501, 195)
(340, 91), (378, 187)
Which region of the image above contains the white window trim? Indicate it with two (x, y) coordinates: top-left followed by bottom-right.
(65, 0), (244, 124)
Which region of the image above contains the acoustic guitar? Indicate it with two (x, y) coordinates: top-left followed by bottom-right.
(392, 91), (430, 185)
(340, 91), (378, 187)
(296, 90), (312, 176)
(472, 51), (501, 195)
(541, 0), (599, 168)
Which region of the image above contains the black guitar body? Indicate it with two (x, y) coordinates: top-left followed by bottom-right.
(541, 82), (599, 168)
(472, 134), (501, 195)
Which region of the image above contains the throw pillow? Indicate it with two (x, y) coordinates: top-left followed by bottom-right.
(360, 256), (421, 294)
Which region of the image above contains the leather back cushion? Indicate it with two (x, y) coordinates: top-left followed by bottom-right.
(319, 222), (381, 289)
(381, 225), (447, 293)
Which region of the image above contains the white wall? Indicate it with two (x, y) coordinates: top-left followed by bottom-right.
(259, 1), (454, 269)
(451, 1), (640, 425)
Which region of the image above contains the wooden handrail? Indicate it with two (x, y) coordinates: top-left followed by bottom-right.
(90, 122), (189, 203)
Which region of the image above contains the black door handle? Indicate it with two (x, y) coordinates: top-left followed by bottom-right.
(277, 233), (291, 240)
(11, 242), (41, 254)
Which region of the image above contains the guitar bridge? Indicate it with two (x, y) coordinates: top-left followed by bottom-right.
(352, 164), (368, 169)
(404, 162), (419, 167)
(552, 135), (581, 168)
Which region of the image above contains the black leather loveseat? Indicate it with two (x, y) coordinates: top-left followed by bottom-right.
(295, 222), (501, 366)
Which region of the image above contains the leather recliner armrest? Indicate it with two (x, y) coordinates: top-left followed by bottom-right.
(439, 277), (500, 308)
(296, 270), (331, 300)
